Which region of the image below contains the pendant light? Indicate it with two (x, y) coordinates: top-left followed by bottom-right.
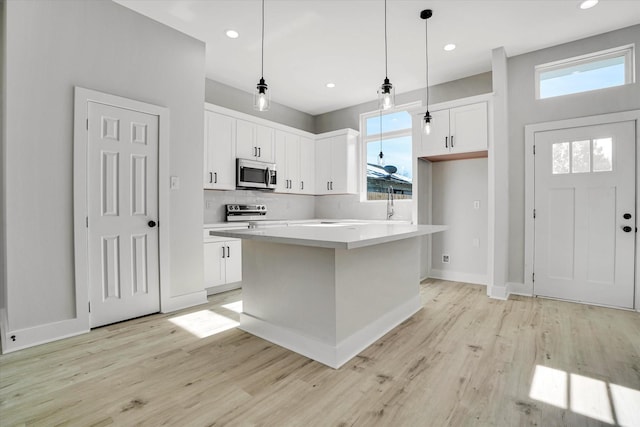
(254, 0), (270, 111)
(378, 0), (395, 110)
(421, 9), (433, 135)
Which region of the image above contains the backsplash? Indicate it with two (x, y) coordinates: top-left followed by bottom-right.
(314, 194), (413, 221)
(204, 189), (315, 223)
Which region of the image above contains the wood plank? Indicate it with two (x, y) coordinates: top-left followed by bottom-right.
(1, 279), (638, 426)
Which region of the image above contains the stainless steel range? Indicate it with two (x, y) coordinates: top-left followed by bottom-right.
(226, 204), (268, 222)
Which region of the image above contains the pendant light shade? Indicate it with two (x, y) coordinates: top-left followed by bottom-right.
(421, 9), (433, 134)
(378, 0), (395, 110)
(254, 0), (270, 111)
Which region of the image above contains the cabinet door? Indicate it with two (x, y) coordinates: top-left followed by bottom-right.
(224, 240), (242, 284)
(255, 124), (275, 162)
(315, 138), (332, 194)
(274, 130), (289, 192)
(204, 111), (236, 190)
(449, 102), (488, 153)
(329, 134), (358, 194)
(204, 242), (225, 287)
(299, 137), (315, 194)
(419, 109), (450, 157)
(286, 134), (300, 193)
(236, 119), (256, 159)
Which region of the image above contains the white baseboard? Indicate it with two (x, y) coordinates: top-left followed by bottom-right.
(240, 296), (421, 369)
(489, 285), (509, 300)
(206, 282), (241, 296)
(507, 282), (532, 297)
(161, 290), (208, 313)
(429, 269), (488, 286)
(0, 311), (89, 354)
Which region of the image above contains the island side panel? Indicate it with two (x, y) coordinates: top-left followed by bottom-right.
(334, 237), (422, 361)
(240, 240), (337, 344)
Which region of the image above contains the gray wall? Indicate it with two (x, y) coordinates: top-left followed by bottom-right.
(205, 79), (315, 133)
(431, 159), (488, 279)
(314, 72), (493, 133)
(0, 0), (6, 316)
(3, 0), (205, 331)
(507, 24), (640, 283)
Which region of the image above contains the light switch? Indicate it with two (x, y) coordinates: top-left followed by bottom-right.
(473, 238), (480, 247)
(170, 176), (180, 190)
(473, 200), (480, 210)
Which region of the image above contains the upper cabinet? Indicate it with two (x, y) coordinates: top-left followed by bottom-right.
(298, 136), (315, 195)
(204, 110), (236, 190)
(315, 129), (358, 195)
(236, 119), (275, 163)
(418, 101), (488, 161)
(275, 132), (316, 194)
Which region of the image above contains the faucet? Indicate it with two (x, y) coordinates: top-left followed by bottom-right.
(386, 186), (394, 220)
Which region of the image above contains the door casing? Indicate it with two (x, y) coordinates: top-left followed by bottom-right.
(523, 110), (640, 311)
(73, 87), (171, 329)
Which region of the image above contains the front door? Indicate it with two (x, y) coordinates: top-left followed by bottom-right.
(87, 101), (160, 327)
(533, 121), (636, 308)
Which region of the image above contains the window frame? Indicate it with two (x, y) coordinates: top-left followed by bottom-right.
(359, 101), (420, 202)
(535, 44), (635, 100)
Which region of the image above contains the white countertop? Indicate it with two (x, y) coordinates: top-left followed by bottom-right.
(209, 222), (448, 250)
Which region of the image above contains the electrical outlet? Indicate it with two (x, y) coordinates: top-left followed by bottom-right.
(206, 201), (214, 209)
(442, 254), (450, 264)
(473, 200), (480, 209)
(170, 176), (180, 190)
(473, 238), (480, 248)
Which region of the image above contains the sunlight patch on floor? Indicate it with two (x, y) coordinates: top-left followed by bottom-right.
(168, 309), (239, 338)
(529, 364), (640, 426)
(222, 300), (243, 313)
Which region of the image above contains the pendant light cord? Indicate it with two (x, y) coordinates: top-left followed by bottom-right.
(424, 14), (429, 107)
(384, 0), (388, 78)
(261, 0), (265, 79)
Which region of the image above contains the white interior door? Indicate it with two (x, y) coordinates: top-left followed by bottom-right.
(88, 101), (160, 327)
(534, 121), (636, 308)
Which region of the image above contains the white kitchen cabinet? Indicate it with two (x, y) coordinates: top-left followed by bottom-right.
(275, 130), (300, 193)
(315, 129), (358, 195)
(204, 239), (242, 290)
(419, 102), (488, 160)
(236, 119), (275, 163)
(298, 136), (315, 195)
(204, 111), (236, 190)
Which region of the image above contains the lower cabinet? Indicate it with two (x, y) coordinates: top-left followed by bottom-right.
(204, 238), (242, 293)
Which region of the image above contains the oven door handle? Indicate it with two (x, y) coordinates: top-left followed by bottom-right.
(265, 167), (271, 186)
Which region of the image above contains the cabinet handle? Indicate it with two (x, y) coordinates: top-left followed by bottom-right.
(253, 146), (257, 157)
(451, 135), (454, 148)
(214, 172), (217, 184)
(258, 147), (261, 157)
(330, 181), (333, 190)
(327, 181), (330, 190)
(301, 181), (304, 190)
(221, 246), (226, 259)
(209, 172), (213, 183)
(445, 136), (448, 148)
(227, 246), (230, 257)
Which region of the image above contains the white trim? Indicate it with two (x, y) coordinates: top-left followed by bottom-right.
(73, 87), (171, 333)
(489, 285), (509, 300)
(417, 93), (494, 115)
(206, 282), (241, 296)
(507, 281), (533, 297)
(204, 102), (316, 139)
(239, 295), (420, 369)
(428, 269), (488, 286)
(524, 110), (640, 310)
(160, 290), (208, 313)
(0, 311), (88, 353)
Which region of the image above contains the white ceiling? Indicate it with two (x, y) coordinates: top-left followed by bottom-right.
(114, 0), (640, 115)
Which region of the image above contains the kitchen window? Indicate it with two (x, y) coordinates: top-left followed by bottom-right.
(535, 44), (634, 99)
(361, 105), (416, 200)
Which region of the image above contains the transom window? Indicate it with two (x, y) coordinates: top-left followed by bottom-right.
(552, 137), (613, 175)
(361, 106), (414, 200)
(536, 45), (634, 99)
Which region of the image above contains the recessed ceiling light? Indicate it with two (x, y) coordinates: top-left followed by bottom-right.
(579, 0), (598, 9)
(326, 83), (336, 88)
(444, 43), (456, 51)
(225, 30), (239, 39)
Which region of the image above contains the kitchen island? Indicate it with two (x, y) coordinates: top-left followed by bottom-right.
(210, 222), (447, 368)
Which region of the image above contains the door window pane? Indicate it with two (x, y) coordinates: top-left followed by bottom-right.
(593, 138), (613, 172)
(552, 142), (570, 174)
(571, 140), (591, 173)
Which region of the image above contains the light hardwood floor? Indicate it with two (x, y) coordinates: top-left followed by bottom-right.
(1, 279), (638, 426)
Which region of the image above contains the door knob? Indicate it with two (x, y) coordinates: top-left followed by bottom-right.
(622, 225), (632, 232)
(623, 213), (632, 219)
(148, 220), (157, 228)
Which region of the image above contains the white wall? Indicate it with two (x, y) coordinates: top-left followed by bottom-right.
(430, 159), (488, 284)
(315, 195), (413, 222)
(0, 0), (6, 318)
(2, 0), (205, 343)
(204, 190), (315, 223)
(506, 24), (640, 284)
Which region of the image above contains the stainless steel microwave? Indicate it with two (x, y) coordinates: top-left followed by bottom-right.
(236, 158), (277, 190)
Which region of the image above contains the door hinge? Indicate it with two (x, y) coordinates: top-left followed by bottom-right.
(86, 216), (89, 227)
(533, 145), (536, 155)
(88, 302), (91, 312)
(532, 273), (535, 283)
(533, 209), (536, 219)
(86, 118), (89, 130)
